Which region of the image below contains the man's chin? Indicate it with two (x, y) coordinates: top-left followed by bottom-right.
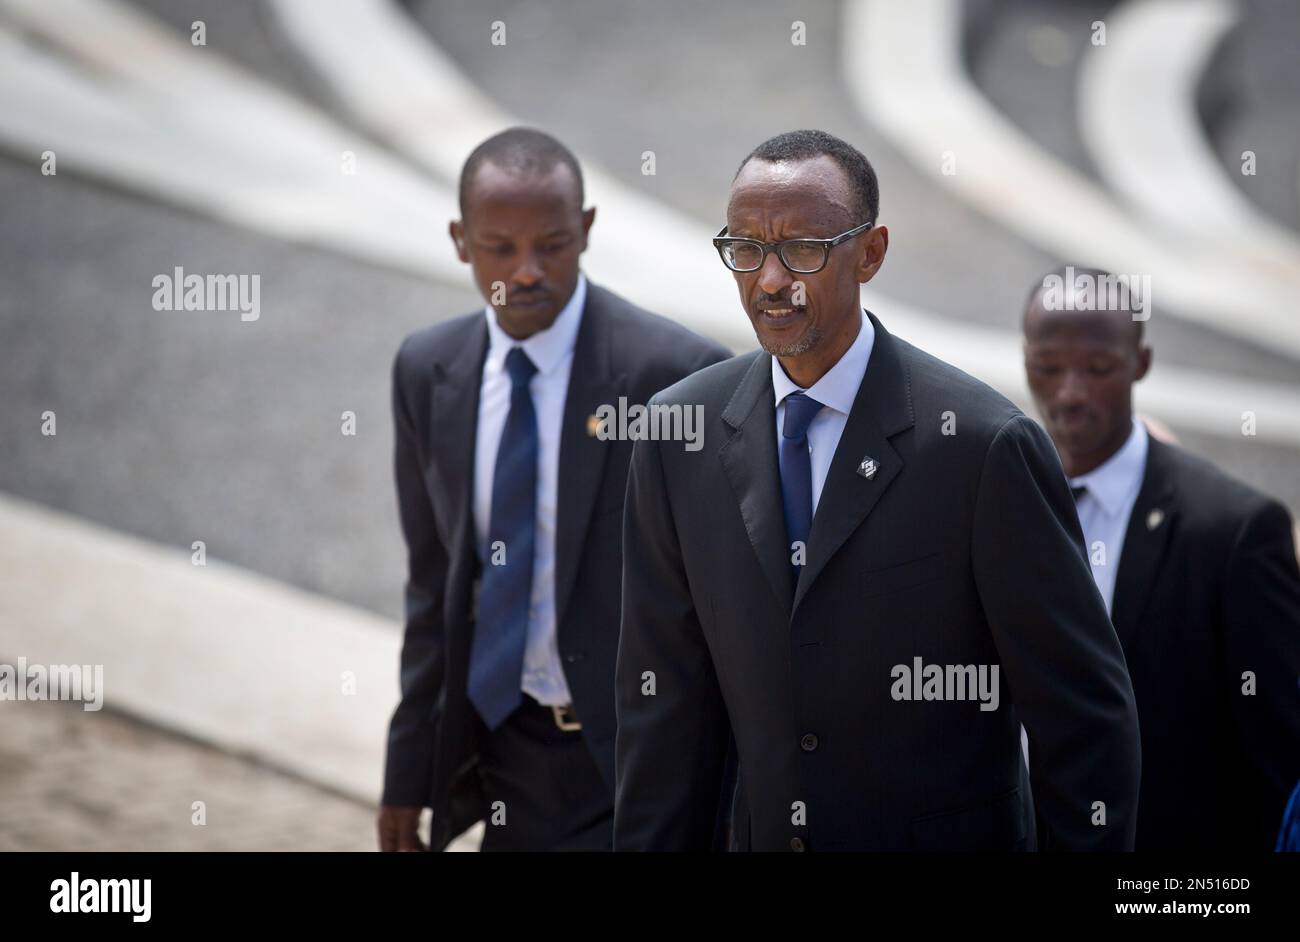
(756, 324), (820, 358)
(1051, 427), (1102, 458)
(498, 304), (560, 337)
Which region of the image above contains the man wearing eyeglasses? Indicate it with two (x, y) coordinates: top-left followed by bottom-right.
(613, 129), (1141, 851)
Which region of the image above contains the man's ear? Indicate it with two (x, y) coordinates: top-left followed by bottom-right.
(858, 225), (888, 283)
(1135, 344), (1153, 383)
(579, 206), (596, 251)
(450, 220), (469, 263)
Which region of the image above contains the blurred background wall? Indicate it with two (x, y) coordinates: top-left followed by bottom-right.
(0, 0), (1296, 850)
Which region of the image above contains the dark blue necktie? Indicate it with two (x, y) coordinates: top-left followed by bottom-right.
(469, 347), (539, 730)
(779, 391), (823, 585)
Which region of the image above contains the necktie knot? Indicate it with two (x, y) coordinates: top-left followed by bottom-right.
(782, 391), (823, 440)
(505, 347), (537, 388)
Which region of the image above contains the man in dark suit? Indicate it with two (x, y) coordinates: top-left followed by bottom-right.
(613, 129), (1141, 852)
(378, 128), (729, 851)
(1023, 266), (1300, 850)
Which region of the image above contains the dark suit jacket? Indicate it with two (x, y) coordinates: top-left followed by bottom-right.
(614, 310), (1142, 851)
(381, 280), (729, 850)
(1110, 435), (1300, 850)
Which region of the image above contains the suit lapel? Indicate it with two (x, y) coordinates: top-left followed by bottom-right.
(1110, 434), (1178, 643)
(554, 286), (623, 627)
(719, 352), (795, 613)
(427, 318), (489, 563)
(794, 312), (913, 612)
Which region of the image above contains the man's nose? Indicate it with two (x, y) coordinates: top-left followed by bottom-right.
(1054, 369), (1090, 405)
(512, 254), (544, 286)
(756, 250), (793, 297)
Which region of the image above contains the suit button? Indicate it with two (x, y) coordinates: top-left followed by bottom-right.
(800, 733), (818, 752)
(790, 837), (806, 852)
(564, 653), (583, 663)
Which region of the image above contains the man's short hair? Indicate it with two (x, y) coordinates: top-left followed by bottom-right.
(458, 127), (585, 217)
(1025, 264), (1146, 342)
(735, 129), (880, 226)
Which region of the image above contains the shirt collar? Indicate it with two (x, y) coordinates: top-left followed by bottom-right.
(483, 272), (587, 376)
(1069, 416), (1149, 518)
(771, 308), (875, 415)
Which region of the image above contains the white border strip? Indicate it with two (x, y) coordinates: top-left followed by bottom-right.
(0, 0), (464, 282)
(844, 0), (1300, 358)
(1078, 0), (1300, 274)
(0, 491), (398, 803)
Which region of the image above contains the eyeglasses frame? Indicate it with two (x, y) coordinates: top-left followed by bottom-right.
(712, 221), (875, 274)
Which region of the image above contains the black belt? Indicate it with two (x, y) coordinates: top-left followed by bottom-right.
(511, 694), (583, 738)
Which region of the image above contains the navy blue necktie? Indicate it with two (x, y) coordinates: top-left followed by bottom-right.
(469, 347), (539, 730)
(779, 391), (823, 585)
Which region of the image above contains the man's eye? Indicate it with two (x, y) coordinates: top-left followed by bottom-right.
(1088, 363), (1116, 376)
(1033, 363), (1061, 376)
(538, 240), (570, 253)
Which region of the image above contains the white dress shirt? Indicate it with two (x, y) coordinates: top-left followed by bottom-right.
(473, 273), (587, 706)
(771, 309), (876, 515)
(1068, 415), (1149, 614)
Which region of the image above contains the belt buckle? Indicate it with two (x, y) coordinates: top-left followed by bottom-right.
(551, 704), (582, 732)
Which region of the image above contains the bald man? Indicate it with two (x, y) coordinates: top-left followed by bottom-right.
(1022, 266), (1300, 851)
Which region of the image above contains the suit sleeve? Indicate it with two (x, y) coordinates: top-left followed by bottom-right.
(1223, 498), (1300, 841)
(614, 415), (731, 850)
(381, 343), (448, 808)
(971, 414), (1142, 850)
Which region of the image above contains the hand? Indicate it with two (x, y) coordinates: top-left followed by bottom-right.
(377, 804), (428, 852)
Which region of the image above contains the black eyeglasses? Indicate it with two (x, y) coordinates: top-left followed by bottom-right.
(712, 221), (874, 274)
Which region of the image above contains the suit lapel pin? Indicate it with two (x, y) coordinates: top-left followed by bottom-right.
(586, 414), (602, 437)
(857, 456), (878, 480)
(1146, 508), (1165, 531)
